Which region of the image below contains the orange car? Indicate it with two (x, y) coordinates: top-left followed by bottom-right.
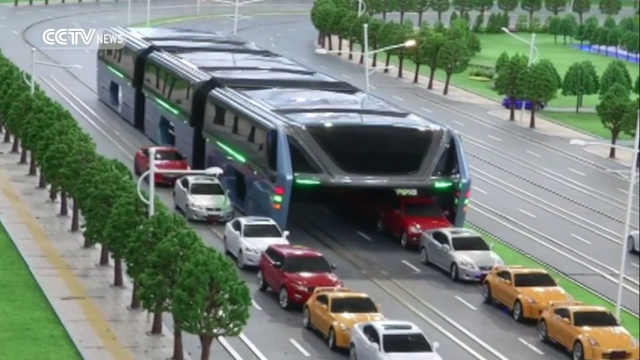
(538, 302), (639, 360)
(302, 287), (385, 351)
(482, 266), (572, 322)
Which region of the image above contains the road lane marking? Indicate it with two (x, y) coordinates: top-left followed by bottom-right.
(210, 228), (224, 239)
(269, 37), (273, 41)
(632, 263), (639, 268)
(342, 74), (351, 79)
(289, 339), (311, 356)
(475, 188), (487, 194)
(276, 33), (282, 37)
(420, 107), (432, 113)
(281, 50), (288, 54)
(270, 43), (275, 47)
(526, 150), (541, 157)
(570, 233), (591, 245)
(487, 135), (502, 142)
(369, 85), (376, 89)
(519, 338), (544, 355)
(453, 121), (465, 126)
(401, 260), (421, 273)
(518, 209), (536, 218)
(357, 231), (372, 241)
(320, 65), (328, 70)
(71, 22), (81, 27)
(455, 296), (477, 310)
(393, 95), (404, 101)
(300, 57), (308, 62)
(219, 337), (243, 360)
(12, 30), (19, 35)
(618, 188), (636, 196)
(239, 333), (269, 360)
(569, 168), (585, 176)
(252, 299), (263, 311)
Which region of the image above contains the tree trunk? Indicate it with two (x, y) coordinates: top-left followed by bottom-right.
(529, 101), (537, 128)
(99, 245), (109, 266)
(359, 53), (364, 65)
(173, 325), (184, 360)
(0, 119), (3, 133)
(437, 12), (442, 21)
(575, 94), (581, 113)
(372, 53), (378, 68)
(382, 11), (387, 20)
(151, 304), (163, 335)
(348, 42), (354, 60)
(578, 13), (583, 24)
(199, 335), (214, 360)
(400, 12), (405, 22)
(71, 200), (80, 232)
(28, 152), (37, 176)
(38, 173), (46, 188)
(418, 12), (423, 25)
(130, 282), (141, 309)
(609, 133), (619, 158)
(398, 57), (404, 78)
(60, 192), (68, 216)
(83, 235), (93, 248)
(114, 257), (124, 287)
(328, 36), (333, 51)
(3, 131), (10, 143)
(509, 97), (516, 120)
(384, 54), (391, 73)
(19, 147), (28, 164)
(317, 33), (322, 45)
(338, 37), (342, 55)
(49, 187), (57, 202)
(11, 136), (20, 153)
(413, 64), (421, 83)
(428, 67), (436, 89)
(443, 74), (452, 95)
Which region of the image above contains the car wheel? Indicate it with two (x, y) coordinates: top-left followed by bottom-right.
(628, 236), (636, 254)
(302, 306), (312, 329)
(236, 251), (245, 270)
(537, 320), (549, 343)
(327, 327), (337, 351)
(349, 344), (357, 360)
(279, 287), (290, 310)
(482, 282), (493, 304)
(376, 217), (384, 233)
(420, 247), (430, 265)
(512, 300), (524, 322)
(257, 270), (268, 292)
(450, 263), (459, 282)
(572, 341), (585, 360)
(400, 231), (409, 250)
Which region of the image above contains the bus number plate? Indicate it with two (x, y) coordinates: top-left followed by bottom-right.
(395, 188), (418, 196)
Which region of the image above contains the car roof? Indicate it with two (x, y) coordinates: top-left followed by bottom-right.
(237, 216), (276, 225)
(435, 228), (478, 237)
(146, 146), (180, 152)
(567, 305), (610, 313)
(369, 321), (422, 334)
(326, 291), (370, 299)
(184, 175), (222, 184)
(271, 244), (323, 257)
(509, 268), (549, 275)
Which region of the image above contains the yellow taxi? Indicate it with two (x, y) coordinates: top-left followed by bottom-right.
(538, 302), (639, 360)
(302, 287), (385, 351)
(482, 266), (572, 322)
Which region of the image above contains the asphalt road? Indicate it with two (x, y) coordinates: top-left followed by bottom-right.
(0, 2), (638, 359)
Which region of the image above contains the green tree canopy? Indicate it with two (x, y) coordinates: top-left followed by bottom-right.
(452, 0), (474, 16)
(548, 16), (563, 43)
(495, 54), (529, 120)
(395, 0), (416, 21)
(437, 40), (472, 95)
(562, 60), (600, 112)
(538, 59), (562, 88)
(560, 14), (578, 43)
(596, 83), (635, 158)
(521, 0), (543, 23)
(414, 0), (430, 24)
(545, 0), (567, 14)
(635, 75), (639, 95)
(599, 0), (622, 16)
(572, 0), (591, 23)
(498, 0), (520, 12)
(495, 51), (511, 73)
(522, 62), (559, 128)
(476, 0), (494, 15)
(421, 30), (446, 89)
(429, 0), (451, 21)
(600, 60), (633, 95)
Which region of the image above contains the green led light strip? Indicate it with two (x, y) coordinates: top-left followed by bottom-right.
(216, 141), (246, 163)
(295, 179), (321, 185)
(153, 97), (180, 116)
(433, 181), (453, 189)
(107, 65), (124, 78)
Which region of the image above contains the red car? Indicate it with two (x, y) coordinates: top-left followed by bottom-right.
(133, 146), (189, 185)
(376, 196), (451, 249)
(257, 244), (342, 309)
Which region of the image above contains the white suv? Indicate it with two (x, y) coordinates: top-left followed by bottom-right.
(223, 217), (290, 269)
(350, 321), (441, 360)
(173, 175), (233, 222)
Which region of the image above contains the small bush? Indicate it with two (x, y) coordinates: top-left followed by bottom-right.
(468, 64), (496, 79)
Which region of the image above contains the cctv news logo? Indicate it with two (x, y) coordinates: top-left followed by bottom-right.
(42, 28), (125, 50)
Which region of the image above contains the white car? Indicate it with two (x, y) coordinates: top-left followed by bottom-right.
(629, 230), (639, 254)
(173, 175), (233, 222)
(223, 217), (290, 269)
(350, 320), (441, 360)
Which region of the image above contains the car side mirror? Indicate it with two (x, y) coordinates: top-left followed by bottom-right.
(562, 318), (571, 324)
(273, 262), (283, 269)
(330, 263), (337, 270)
(283, 230), (290, 237)
(504, 280), (511, 286)
(442, 244), (451, 252)
(433, 341), (440, 350)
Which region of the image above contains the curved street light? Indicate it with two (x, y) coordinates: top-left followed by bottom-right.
(24, 48), (81, 95)
(501, 27), (540, 123)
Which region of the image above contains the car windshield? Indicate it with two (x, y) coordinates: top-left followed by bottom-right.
(190, 183), (224, 195)
(243, 224), (282, 238)
(330, 297), (378, 313)
(284, 255), (332, 273)
(155, 150), (183, 161)
(452, 236), (490, 251)
(383, 333), (433, 353)
(403, 203), (443, 218)
(573, 311), (619, 327)
(514, 273), (557, 287)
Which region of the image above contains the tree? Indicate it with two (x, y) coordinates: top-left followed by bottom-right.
(437, 40), (472, 95)
(560, 14), (578, 44)
(366, 19), (385, 67)
(379, 21), (400, 73)
(380, 0), (396, 20)
(572, 0), (591, 23)
(495, 51), (511, 74)
(476, 0), (494, 15)
(452, 0), (474, 16)
(495, 54), (529, 120)
(414, 0), (430, 24)
(498, 0), (520, 15)
(574, 23), (588, 45)
(393, 20), (416, 78)
(410, 24), (431, 83)
(545, 0), (567, 14)
(338, 12), (358, 59)
(422, 31), (446, 89)
(430, 0), (451, 21)
(311, 0), (336, 47)
(522, 62), (559, 128)
(172, 247), (251, 360)
(328, 6), (348, 52)
(600, 60), (633, 95)
(548, 16), (563, 42)
(521, 0), (543, 25)
(599, 0), (622, 15)
(635, 75), (640, 95)
(395, 0), (416, 21)
(603, 16), (617, 28)
(590, 27), (608, 53)
(607, 27), (622, 57)
(596, 84), (635, 158)
(562, 60), (600, 112)
(539, 59), (562, 90)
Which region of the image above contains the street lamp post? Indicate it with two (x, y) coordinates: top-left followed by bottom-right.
(211, 0), (264, 35)
(501, 28), (539, 123)
(570, 114), (640, 320)
(24, 48), (82, 95)
(356, 0), (366, 17)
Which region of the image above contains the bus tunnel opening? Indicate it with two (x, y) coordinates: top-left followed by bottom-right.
(158, 117), (176, 146)
(109, 82), (121, 111)
(306, 125), (433, 175)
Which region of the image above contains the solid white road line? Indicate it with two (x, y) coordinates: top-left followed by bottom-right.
(569, 168), (586, 176)
(518, 338), (545, 355)
(420, 107), (433, 113)
(357, 231), (372, 241)
(252, 300), (263, 311)
(453, 121), (465, 126)
(269, 38), (274, 41)
(401, 260), (421, 273)
(570, 233), (591, 245)
(219, 337), (244, 360)
(518, 209), (536, 218)
(488, 135), (502, 142)
(289, 339), (311, 357)
(239, 333), (269, 360)
(618, 188), (636, 196)
(475, 188), (487, 194)
(270, 43), (275, 47)
(393, 95), (404, 101)
(454, 296), (477, 310)
(526, 150), (541, 157)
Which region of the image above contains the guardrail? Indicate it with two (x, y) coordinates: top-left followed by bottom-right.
(466, 221), (640, 318)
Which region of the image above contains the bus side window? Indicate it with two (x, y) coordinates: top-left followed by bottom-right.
(266, 130), (278, 172)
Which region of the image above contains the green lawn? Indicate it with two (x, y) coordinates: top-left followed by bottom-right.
(541, 111), (633, 140)
(0, 223), (81, 359)
(468, 224), (640, 339)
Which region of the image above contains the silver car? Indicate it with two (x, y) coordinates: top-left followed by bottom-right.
(419, 228), (504, 282)
(629, 230), (639, 254)
(172, 175), (234, 222)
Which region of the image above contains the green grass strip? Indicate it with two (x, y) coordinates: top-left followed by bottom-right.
(467, 223), (640, 339)
(0, 222), (81, 359)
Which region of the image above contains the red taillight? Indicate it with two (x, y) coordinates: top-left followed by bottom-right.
(274, 187), (284, 195)
(465, 191), (471, 198)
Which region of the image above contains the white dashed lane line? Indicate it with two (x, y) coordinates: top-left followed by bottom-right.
(420, 107), (432, 113)
(401, 260), (421, 273)
(357, 231), (372, 241)
(518, 209), (536, 218)
(342, 74), (351, 79)
(393, 95), (404, 101)
(570, 233), (591, 245)
(289, 339), (311, 357)
(568, 168), (585, 176)
(488, 135), (502, 142)
(475, 188), (487, 194)
(453, 120), (465, 126)
(631, 263), (639, 269)
(518, 338), (545, 355)
(526, 150), (541, 157)
(454, 296), (477, 310)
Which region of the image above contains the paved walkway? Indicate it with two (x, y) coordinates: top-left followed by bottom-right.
(0, 140), (190, 360)
(322, 36), (635, 167)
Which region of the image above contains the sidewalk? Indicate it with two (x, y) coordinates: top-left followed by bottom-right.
(321, 36), (635, 167)
(0, 141), (189, 360)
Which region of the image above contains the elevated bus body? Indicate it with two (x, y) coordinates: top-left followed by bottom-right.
(97, 27), (471, 229)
